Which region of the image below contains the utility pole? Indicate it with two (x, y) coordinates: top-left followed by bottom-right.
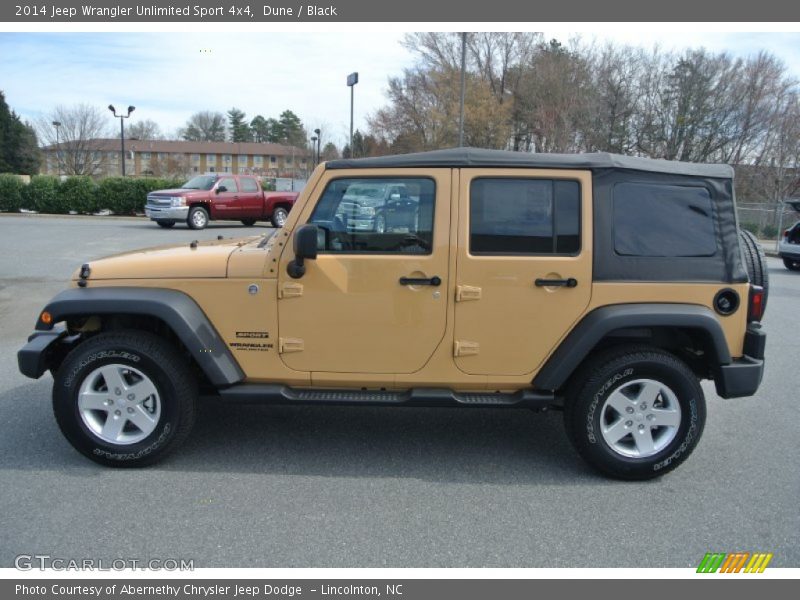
(458, 32), (467, 148)
(347, 72), (358, 156)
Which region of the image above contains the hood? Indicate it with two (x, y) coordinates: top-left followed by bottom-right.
(73, 237), (261, 280)
(147, 188), (205, 197)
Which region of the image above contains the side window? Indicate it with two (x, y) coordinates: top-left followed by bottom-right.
(470, 178), (580, 254)
(613, 183), (716, 257)
(240, 177), (259, 193)
(218, 177), (238, 193)
(308, 178), (435, 254)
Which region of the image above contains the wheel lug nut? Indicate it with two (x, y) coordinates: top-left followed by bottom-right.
(115, 388), (122, 396)
(114, 410), (121, 416)
(647, 414), (655, 421)
(105, 399), (113, 406)
(638, 424), (645, 431)
(127, 407), (134, 414)
(640, 403), (647, 410)
(626, 407), (634, 414)
(127, 393), (135, 401)
(626, 420), (633, 427)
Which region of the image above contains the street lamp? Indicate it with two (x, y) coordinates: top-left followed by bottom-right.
(346, 72), (358, 156)
(108, 104), (135, 176)
(52, 121), (62, 176)
(313, 128), (321, 165)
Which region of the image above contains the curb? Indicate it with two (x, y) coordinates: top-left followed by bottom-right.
(0, 212), (146, 222)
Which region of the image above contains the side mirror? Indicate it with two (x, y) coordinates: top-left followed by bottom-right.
(390, 192), (401, 201)
(287, 224), (319, 279)
(216, 185), (227, 193)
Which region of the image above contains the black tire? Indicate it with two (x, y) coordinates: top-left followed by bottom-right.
(52, 331), (197, 468)
(156, 220), (175, 228)
(782, 257), (800, 271)
(271, 207), (289, 228)
(739, 229), (769, 312)
(564, 346), (706, 480)
(241, 218), (257, 226)
(187, 206), (209, 230)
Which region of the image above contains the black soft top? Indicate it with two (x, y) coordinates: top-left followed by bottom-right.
(326, 147), (734, 179)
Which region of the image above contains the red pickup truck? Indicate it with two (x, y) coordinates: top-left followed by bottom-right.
(144, 174), (299, 230)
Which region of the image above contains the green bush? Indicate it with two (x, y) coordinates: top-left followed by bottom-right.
(23, 175), (62, 213)
(60, 176), (97, 214)
(94, 176), (184, 215)
(0, 173), (25, 211)
(740, 222), (760, 236)
(761, 225), (779, 240)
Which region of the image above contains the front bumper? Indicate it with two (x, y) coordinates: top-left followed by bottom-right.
(18, 328), (69, 379)
(715, 325), (766, 399)
(145, 205), (190, 221)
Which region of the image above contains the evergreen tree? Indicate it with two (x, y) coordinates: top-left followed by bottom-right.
(0, 91), (40, 175)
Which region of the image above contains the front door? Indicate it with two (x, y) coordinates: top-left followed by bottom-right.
(213, 176), (242, 219)
(453, 169), (593, 376)
(277, 169), (452, 374)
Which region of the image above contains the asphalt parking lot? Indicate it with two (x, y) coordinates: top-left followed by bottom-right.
(0, 214), (798, 568)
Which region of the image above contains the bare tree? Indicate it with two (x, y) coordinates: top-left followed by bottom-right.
(37, 104), (111, 176)
(179, 111), (226, 142)
(124, 119), (162, 141)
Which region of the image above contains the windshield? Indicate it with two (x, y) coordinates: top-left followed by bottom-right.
(181, 175), (217, 190)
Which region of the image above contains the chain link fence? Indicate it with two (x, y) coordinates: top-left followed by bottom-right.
(737, 202), (799, 241)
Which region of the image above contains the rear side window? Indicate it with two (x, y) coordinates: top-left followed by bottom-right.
(240, 177), (259, 192)
(613, 183), (717, 257)
(470, 178), (580, 254)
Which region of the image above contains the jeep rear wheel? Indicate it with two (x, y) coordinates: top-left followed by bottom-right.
(187, 206), (209, 230)
(564, 347), (706, 480)
(739, 229), (769, 311)
(52, 331), (197, 467)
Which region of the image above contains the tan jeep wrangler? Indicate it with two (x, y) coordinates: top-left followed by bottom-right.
(18, 148), (768, 479)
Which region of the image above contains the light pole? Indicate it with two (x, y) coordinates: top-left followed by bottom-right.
(347, 72), (358, 156)
(314, 128), (321, 165)
(52, 120), (61, 176)
(108, 104), (135, 176)
(458, 32), (467, 147)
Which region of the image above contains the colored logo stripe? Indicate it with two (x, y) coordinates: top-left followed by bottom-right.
(697, 552), (773, 573)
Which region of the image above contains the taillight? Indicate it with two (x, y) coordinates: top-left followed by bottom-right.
(748, 285), (765, 322)
(784, 229), (790, 239)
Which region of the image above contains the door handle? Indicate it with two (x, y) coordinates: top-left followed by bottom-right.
(400, 276), (441, 286)
(535, 277), (578, 288)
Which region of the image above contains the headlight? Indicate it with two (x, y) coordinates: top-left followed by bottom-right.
(358, 206), (375, 217)
(170, 197), (186, 207)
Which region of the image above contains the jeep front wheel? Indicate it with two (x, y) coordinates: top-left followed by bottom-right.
(52, 331), (197, 467)
(564, 347), (706, 480)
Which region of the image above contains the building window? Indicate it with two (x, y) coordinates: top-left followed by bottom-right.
(206, 154), (216, 162)
(253, 156), (263, 165)
(208, 166), (216, 173)
(238, 155), (248, 165)
(191, 154), (200, 162)
(269, 156), (277, 164)
(142, 152), (151, 160)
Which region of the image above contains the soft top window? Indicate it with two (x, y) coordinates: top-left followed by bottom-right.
(613, 182), (717, 257)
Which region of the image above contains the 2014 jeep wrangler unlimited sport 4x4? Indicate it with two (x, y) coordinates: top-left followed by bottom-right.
(18, 148), (768, 479)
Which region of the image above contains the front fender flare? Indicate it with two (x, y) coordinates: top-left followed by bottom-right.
(35, 287), (244, 387)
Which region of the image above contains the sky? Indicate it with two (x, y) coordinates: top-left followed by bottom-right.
(2, 30), (800, 148)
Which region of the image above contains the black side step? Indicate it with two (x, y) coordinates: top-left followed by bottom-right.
(216, 385), (555, 409)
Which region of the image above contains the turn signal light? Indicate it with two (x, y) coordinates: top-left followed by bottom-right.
(748, 286), (765, 322)
(40, 311), (53, 325)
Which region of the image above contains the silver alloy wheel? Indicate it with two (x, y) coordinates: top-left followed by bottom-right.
(274, 208), (288, 227)
(375, 215), (386, 233)
(77, 364), (161, 445)
(191, 209), (207, 228)
(599, 378), (682, 458)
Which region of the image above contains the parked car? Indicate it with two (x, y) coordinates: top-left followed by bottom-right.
(335, 182), (418, 233)
(19, 148), (768, 480)
(144, 174), (298, 229)
(778, 221), (800, 271)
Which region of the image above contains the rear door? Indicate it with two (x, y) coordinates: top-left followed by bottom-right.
(453, 169), (593, 376)
(238, 176), (263, 218)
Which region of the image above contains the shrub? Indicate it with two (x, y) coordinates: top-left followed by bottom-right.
(761, 225), (779, 240)
(94, 177), (184, 215)
(60, 176), (97, 214)
(740, 222), (759, 236)
(23, 175), (62, 213)
(0, 173), (25, 211)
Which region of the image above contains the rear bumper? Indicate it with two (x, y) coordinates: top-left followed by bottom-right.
(714, 326), (766, 399)
(778, 240), (800, 259)
(145, 205), (189, 221)
(17, 328), (68, 379)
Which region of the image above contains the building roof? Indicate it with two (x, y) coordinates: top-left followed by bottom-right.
(42, 138), (307, 156)
(326, 147), (734, 179)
